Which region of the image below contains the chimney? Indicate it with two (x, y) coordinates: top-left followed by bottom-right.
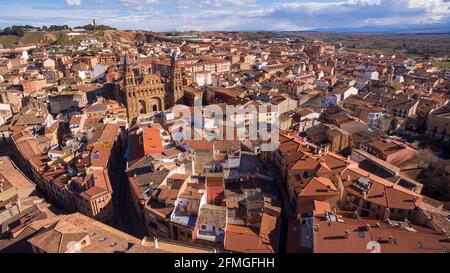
(354, 210), (360, 219)
(153, 237), (159, 249)
(383, 208), (390, 221)
(344, 229), (350, 239)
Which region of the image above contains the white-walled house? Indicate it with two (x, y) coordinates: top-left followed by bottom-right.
(334, 86), (359, 101)
(170, 184), (206, 228)
(78, 70), (87, 80)
(0, 103), (12, 126)
(197, 204), (227, 242)
(324, 86), (359, 109)
(195, 72), (212, 87)
(367, 112), (385, 130)
(358, 71), (379, 80)
(394, 75), (405, 84)
(92, 64), (107, 80)
(299, 108), (320, 122)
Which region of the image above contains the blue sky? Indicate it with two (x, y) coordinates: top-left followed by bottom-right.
(0, 0), (449, 31)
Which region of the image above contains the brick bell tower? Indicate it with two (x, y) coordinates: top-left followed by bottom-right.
(123, 52), (136, 122)
(170, 48), (184, 106)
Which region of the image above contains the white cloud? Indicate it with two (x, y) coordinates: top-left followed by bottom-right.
(2, 0), (450, 31)
(66, 0), (82, 6)
(177, 0), (257, 9)
(118, 0), (160, 5)
(259, 0), (450, 29)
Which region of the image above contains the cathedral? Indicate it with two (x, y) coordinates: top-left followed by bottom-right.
(122, 50), (184, 122)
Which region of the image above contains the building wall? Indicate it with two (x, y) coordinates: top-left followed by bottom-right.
(427, 114), (450, 140)
(144, 208), (171, 238)
(22, 79), (47, 93)
(49, 93), (88, 114)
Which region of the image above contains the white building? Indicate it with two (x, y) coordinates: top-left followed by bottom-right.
(444, 69), (450, 81)
(92, 64), (107, 80)
(324, 86), (359, 109)
(195, 72), (212, 87)
(394, 75), (405, 84)
(367, 112), (385, 130)
(196, 204), (226, 243)
(359, 71), (379, 81)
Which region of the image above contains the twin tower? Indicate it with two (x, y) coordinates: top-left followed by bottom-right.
(123, 50), (184, 122)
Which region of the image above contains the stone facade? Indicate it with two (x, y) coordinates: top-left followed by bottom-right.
(123, 52), (184, 122)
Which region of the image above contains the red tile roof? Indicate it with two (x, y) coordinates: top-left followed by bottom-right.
(224, 224), (274, 253)
(143, 128), (163, 156)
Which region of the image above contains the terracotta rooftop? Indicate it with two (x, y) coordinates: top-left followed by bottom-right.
(143, 127), (163, 156)
(224, 224), (274, 253)
(27, 213), (143, 253)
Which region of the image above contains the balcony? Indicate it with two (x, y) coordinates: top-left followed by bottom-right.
(171, 205), (197, 227)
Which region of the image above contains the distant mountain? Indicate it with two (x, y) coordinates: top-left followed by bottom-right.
(281, 23), (450, 34)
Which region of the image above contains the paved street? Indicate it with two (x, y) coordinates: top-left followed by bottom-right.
(110, 152), (146, 239)
(0, 145), (14, 157)
(241, 152), (288, 253)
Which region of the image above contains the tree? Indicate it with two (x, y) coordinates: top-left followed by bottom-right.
(1, 26), (25, 36)
(417, 148), (450, 201)
(27, 48), (37, 55)
(82, 24), (116, 31)
(417, 148), (439, 169)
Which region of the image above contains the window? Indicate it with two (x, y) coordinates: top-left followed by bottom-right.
(357, 230), (365, 239)
(201, 225), (207, 230)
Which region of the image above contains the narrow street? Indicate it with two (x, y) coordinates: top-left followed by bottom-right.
(241, 152), (289, 253)
(110, 152), (146, 239)
(260, 157), (290, 253)
(2, 140), (146, 239)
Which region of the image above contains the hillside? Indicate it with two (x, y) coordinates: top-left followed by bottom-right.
(0, 30), (153, 48)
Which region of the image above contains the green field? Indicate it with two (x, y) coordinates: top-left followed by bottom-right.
(432, 61), (450, 68)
